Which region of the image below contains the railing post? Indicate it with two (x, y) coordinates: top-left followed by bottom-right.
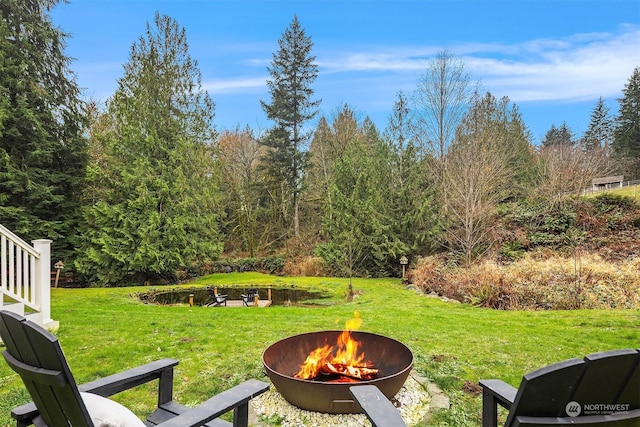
(0, 234), (5, 309)
(32, 239), (52, 325)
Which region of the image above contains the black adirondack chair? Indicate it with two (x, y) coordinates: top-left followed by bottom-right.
(0, 310), (269, 427)
(205, 286), (228, 306)
(241, 289), (258, 306)
(480, 348), (640, 427)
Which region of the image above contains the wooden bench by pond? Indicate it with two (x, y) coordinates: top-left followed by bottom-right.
(480, 348), (640, 426)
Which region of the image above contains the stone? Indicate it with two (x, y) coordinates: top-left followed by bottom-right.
(251, 370), (450, 426)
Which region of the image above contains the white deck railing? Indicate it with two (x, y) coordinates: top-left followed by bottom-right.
(0, 223), (54, 328)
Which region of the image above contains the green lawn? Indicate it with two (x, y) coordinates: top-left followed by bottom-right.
(1, 272), (639, 426)
(587, 184), (640, 200)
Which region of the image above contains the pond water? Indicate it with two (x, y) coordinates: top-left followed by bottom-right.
(137, 286), (331, 306)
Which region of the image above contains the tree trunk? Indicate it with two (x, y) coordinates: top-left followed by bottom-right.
(293, 193), (300, 242)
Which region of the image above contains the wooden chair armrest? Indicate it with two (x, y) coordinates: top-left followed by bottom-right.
(154, 379), (270, 427)
(11, 358), (179, 426)
(11, 403), (38, 427)
(349, 385), (406, 427)
(78, 358), (179, 398)
(480, 379), (518, 427)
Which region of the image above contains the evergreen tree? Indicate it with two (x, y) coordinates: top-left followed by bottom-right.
(504, 101), (537, 196)
(361, 116), (382, 147)
(0, 0), (88, 262)
(541, 122), (574, 148)
(385, 92), (412, 158)
(314, 99), (441, 276)
(384, 93), (442, 271)
(307, 106), (361, 241)
(260, 15), (320, 243)
(76, 14), (221, 285)
(307, 116), (334, 203)
(316, 138), (391, 277)
(581, 97), (613, 151)
(306, 116), (333, 235)
(612, 67), (640, 179)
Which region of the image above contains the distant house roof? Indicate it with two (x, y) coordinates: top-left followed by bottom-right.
(592, 175), (624, 186)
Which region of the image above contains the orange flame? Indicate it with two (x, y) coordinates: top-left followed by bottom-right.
(294, 312), (376, 381)
(345, 311), (362, 331)
(294, 344), (333, 379)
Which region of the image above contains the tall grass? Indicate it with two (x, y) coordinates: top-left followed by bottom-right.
(411, 253), (640, 310)
(1, 273), (639, 426)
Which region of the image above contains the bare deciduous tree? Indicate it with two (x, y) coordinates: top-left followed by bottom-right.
(444, 93), (529, 265)
(536, 144), (616, 198)
(219, 127), (268, 256)
(412, 50), (473, 159)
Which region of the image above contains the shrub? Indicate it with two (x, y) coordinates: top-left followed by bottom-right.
(496, 195), (640, 262)
(177, 256), (286, 279)
(410, 253), (640, 310)
(283, 256), (327, 276)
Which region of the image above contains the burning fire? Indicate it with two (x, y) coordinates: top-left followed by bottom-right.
(294, 312), (379, 382)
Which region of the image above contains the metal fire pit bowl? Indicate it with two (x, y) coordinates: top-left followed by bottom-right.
(262, 330), (414, 414)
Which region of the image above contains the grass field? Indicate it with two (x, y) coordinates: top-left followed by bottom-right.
(1, 272), (639, 426)
(586, 184), (640, 200)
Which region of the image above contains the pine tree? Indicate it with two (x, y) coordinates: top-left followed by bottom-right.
(541, 122), (574, 148)
(612, 67), (640, 179)
(308, 116), (334, 204)
(307, 106), (361, 241)
(0, 0), (88, 262)
(260, 15), (320, 243)
(76, 13), (221, 285)
(317, 137), (391, 277)
(504, 101), (537, 196)
(384, 93), (442, 271)
(581, 97), (613, 151)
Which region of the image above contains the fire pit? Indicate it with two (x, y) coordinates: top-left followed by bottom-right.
(262, 330), (413, 414)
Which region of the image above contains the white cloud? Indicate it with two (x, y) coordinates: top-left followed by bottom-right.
(203, 76), (267, 94)
(319, 51), (430, 72)
(200, 24), (639, 110)
(467, 25), (640, 102)
(316, 24), (639, 103)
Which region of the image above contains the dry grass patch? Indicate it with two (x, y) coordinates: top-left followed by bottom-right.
(283, 256), (326, 276)
(411, 253), (640, 310)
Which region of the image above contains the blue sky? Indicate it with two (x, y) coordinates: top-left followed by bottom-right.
(50, 0), (640, 144)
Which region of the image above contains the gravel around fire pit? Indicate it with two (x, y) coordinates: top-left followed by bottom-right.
(251, 372), (431, 426)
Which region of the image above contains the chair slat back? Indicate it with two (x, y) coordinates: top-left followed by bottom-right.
(615, 349), (640, 409)
(506, 349), (640, 426)
(571, 349), (640, 409)
(0, 310), (93, 427)
(504, 358), (585, 425)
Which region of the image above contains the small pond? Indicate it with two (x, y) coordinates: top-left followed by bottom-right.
(136, 286), (332, 306)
